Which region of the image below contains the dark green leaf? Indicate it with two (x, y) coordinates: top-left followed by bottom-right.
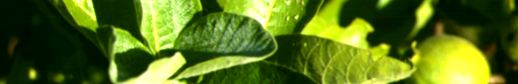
(217, 0), (323, 36)
(267, 35), (414, 84)
(196, 61), (315, 84)
(173, 12), (277, 79)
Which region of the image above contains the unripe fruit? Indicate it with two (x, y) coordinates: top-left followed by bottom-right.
(411, 34), (490, 84)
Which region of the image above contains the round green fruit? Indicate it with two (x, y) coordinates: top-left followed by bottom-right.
(411, 34), (490, 84)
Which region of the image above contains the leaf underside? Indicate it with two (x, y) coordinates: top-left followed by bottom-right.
(267, 35), (414, 84)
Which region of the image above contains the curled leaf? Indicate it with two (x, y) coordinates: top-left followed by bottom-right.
(173, 13), (277, 79)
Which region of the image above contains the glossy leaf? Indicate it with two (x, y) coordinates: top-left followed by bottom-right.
(302, 0), (373, 49)
(217, 0), (323, 36)
(197, 61), (316, 84)
(267, 35), (414, 84)
(140, 0), (203, 53)
(173, 13), (277, 79)
(121, 52), (186, 84)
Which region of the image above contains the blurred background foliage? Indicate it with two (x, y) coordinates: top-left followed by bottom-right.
(1, 0), (517, 83)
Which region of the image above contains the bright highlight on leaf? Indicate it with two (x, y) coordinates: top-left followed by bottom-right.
(302, 0), (373, 49)
(303, 18), (373, 49)
(408, 0), (433, 39)
(122, 52), (186, 84)
(110, 12), (276, 82)
(217, 0), (322, 36)
(51, 0), (422, 83)
(107, 0), (203, 82)
(140, 0), (202, 53)
(62, 0), (98, 29)
(267, 35), (415, 84)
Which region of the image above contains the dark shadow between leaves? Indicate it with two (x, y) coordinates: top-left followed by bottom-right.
(96, 26), (115, 57)
(114, 49), (153, 82)
(200, 0), (223, 15)
(293, 0), (324, 34)
(267, 35), (304, 64)
(93, 0), (147, 47)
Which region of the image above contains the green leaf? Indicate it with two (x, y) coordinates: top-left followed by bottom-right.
(408, 0), (433, 39)
(267, 35), (414, 84)
(173, 12), (277, 79)
(217, 0), (323, 36)
(109, 27), (151, 82)
(56, 0), (98, 29)
(52, 0), (111, 55)
(196, 61), (316, 84)
(301, 0), (373, 49)
(303, 18), (373, 49)
(108, 0), (203, 82)
(121, 52), (186, 84)
(369, 43), (391, 61)
(140, 0), (203, 53)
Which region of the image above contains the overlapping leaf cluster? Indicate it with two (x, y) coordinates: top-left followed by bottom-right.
(52, 0), (421, 83)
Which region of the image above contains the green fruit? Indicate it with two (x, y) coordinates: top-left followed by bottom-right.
(411, 34), (490, 84)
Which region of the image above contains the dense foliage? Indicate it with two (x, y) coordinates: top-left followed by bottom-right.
(1, 0), (517, 84)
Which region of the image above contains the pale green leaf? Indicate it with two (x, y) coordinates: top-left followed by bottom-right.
(267, 35), (415, 84)
(62, 0), (98, 29)
(173, 13), (277, 79)
(408, 0), (433, 39)
(140, 0), (203, 53)
(302, 0), (373, 49)
(370, 43), (391, 61)
(217, 0), (323, 36)
(303, 18), (373, 49)
(121, 52), (186, 84)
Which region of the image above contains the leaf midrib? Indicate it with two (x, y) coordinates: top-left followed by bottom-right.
(144, 0), (160, 53)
